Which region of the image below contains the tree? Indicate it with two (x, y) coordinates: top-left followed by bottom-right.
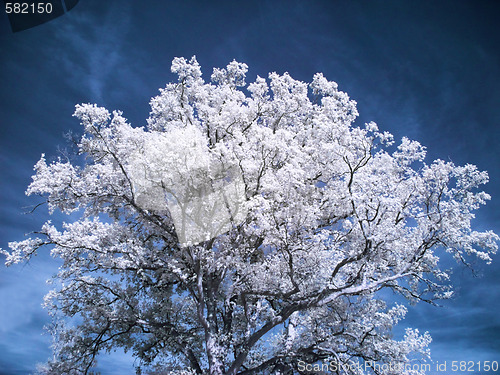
(3, 57), (498, 375)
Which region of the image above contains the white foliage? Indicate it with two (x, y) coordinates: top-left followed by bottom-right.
(3, 57), (498, 375)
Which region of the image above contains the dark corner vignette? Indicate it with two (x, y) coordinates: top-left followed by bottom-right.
(3, 0), (80, 32)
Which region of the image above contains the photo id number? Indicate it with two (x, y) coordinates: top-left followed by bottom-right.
(5, 3), (53, 14)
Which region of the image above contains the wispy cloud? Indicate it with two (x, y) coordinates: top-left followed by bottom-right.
(50, 1), (133, 103)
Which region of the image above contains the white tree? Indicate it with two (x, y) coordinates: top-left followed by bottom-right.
(3, 57), (498, 375)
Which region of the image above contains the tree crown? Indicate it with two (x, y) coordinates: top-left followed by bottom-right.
(3, 57), (498, 375)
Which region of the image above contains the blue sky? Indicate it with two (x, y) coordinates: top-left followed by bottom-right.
(1, 1), (499, 373)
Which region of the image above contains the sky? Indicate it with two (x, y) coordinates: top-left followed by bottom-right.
(0, 0), (499, 374)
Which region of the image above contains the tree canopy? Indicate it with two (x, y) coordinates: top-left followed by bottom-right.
(3, 57), (498, 375)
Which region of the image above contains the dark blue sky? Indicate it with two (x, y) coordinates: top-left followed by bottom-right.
(1, 1), (499, 374)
